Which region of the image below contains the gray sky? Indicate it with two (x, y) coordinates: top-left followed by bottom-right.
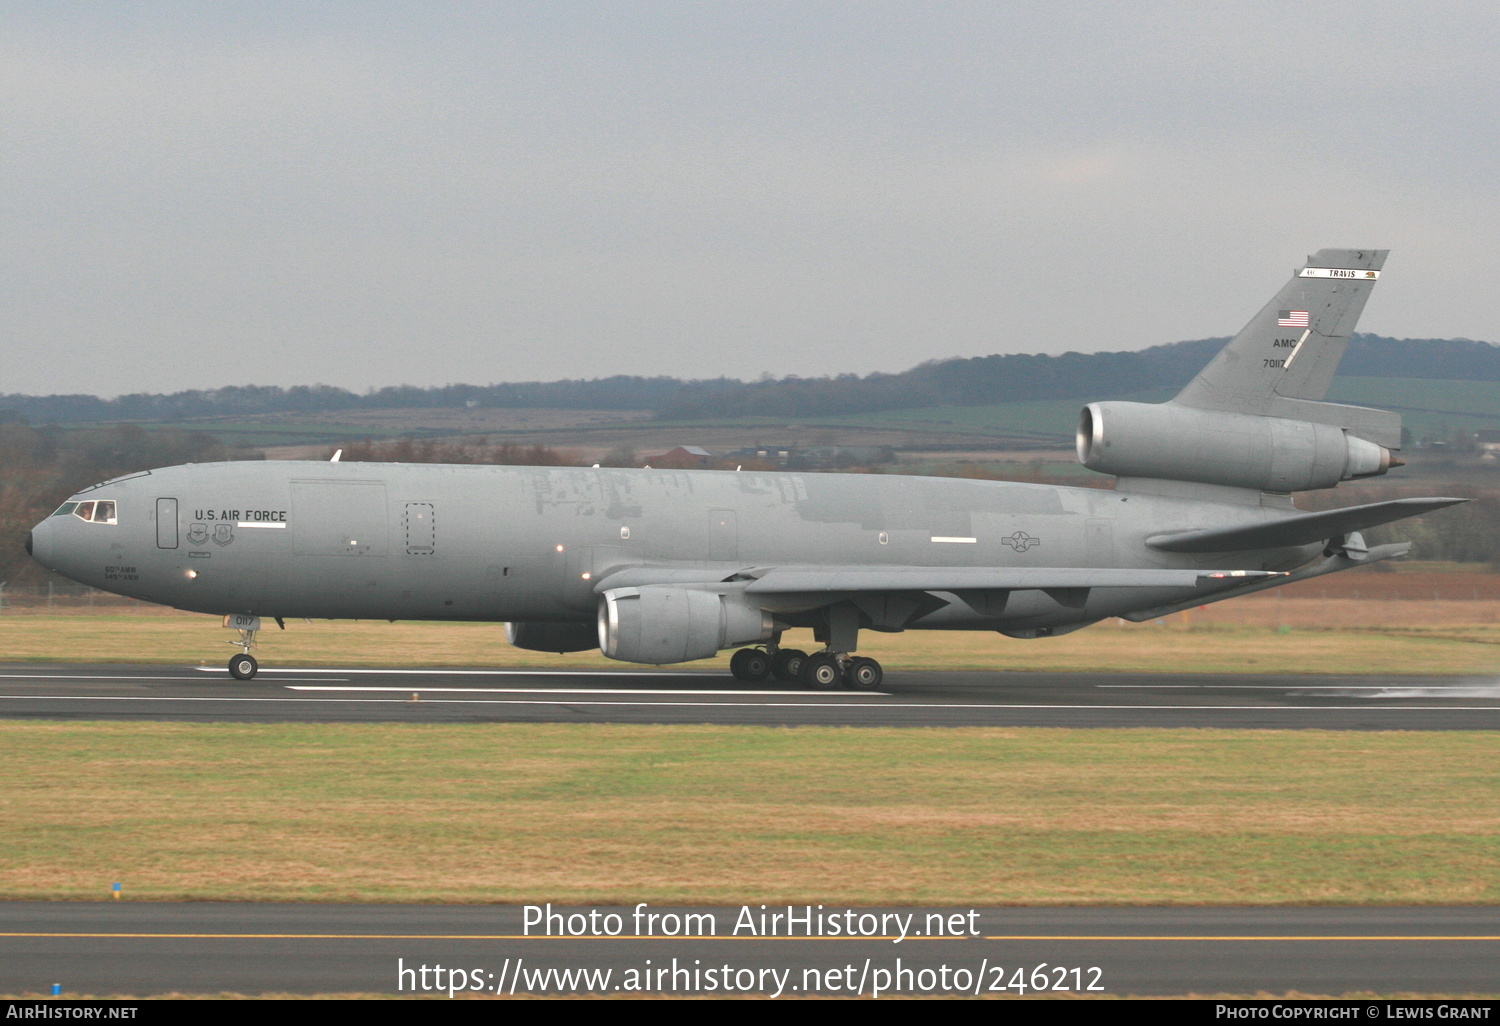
(5, 1), (1499, 396)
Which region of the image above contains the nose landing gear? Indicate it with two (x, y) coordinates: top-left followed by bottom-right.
(222, 615), (270, 680)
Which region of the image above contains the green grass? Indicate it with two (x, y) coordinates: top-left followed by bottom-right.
(2, 722), (1497, 905)
(2, 612), (1497, 675)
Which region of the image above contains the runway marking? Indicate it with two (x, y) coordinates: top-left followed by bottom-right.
(982, 935), (1500, 942)
(1097, 684), (1493, 690)
(0, 674), (225, 682)
(0, 676), (348, 684)
(283, 686), (885, 697)
(192, 667), (703, 677)
(2, 695), (1500, 712)
(1, 931), (1495, 942)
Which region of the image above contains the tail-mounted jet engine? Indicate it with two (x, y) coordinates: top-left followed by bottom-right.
(599, 585), (774, 664)
(506, 621), (599, 654)
(1077, 402), (1396, 492)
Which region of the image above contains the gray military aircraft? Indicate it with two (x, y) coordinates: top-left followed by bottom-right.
(26, 248), (1463, 688)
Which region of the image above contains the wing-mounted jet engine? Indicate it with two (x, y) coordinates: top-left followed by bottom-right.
(598, 585), (775, 664)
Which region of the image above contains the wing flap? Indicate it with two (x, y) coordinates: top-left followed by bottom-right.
(1146, 497), (1466, 554)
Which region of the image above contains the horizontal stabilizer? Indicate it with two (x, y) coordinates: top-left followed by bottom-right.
(1145, 497), (1466, 553)
(742, 566), (1279, 593)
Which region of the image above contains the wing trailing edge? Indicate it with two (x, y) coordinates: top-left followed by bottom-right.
(743, 567), (1279, 592)
(595, 566), (1282, 595)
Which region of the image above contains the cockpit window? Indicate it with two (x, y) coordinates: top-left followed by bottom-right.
(67, 499), (117, 524)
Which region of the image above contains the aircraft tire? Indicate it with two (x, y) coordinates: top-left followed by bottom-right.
(770, 649), (807, 683)
(730, 648), (771, 681)
(800, 652), (844, 690)
(845, 657), (883, 690)
(228, 653), (258, 681)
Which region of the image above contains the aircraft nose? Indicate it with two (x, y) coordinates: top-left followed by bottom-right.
(26, 521), (53, 567)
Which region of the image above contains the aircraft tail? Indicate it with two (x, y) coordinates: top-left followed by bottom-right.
(1172, 248), (1400, 447)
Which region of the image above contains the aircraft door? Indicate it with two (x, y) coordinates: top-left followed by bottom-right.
(709, 509), (737, 561)
(156, 498), (179, 549)
(404, 503), (435, 555)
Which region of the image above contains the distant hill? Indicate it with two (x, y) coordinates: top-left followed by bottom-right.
(2, 334), (1496, 425)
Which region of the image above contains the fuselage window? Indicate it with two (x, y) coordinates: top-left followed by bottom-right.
(70, 499), (117, 524)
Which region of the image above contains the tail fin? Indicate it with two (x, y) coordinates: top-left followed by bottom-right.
(1173, 248), (1400, 447)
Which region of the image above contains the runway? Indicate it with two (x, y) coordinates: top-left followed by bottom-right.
(3, 902), (1496, 997)
(1, 662), (1499, 728)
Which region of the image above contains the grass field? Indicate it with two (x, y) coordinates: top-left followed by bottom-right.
(1, 721), (1496, 905)
(3, 608), (1497, 675)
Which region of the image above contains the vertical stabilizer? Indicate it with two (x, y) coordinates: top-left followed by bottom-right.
(1173, 249), (1399, 446)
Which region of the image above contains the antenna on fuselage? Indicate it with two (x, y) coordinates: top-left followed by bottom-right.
(330, 449), (342, 462)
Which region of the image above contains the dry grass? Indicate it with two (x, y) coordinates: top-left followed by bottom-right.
(1, 722), (1497, 905)
(3, 606), (1498, 675)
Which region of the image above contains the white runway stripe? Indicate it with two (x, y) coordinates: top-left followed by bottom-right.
(192, 666), (695, 677)
(1096, 683), (1495, 690)
(2, 695), (1499, 712)
(283, 685), (879, 696)
(0, 674), (346, 683)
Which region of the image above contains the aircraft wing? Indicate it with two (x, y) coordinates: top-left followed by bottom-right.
(741, 567), (1278, 592)
(597, 566), (1280, 594)
(1146, 497), (1467, 554)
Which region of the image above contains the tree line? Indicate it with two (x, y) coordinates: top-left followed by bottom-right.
(0, 423), (247, 586)
(3, 335), (1497, 425)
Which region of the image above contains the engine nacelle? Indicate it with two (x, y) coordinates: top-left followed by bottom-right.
(505, 621), (598, 654)
(1077, 401), (1394, 492)
(598, 586), (774, 664)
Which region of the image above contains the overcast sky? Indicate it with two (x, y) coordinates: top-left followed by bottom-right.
(5, 1), (1499, 396)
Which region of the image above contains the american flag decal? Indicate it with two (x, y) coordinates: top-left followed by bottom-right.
(1277, 310), (1309, 328)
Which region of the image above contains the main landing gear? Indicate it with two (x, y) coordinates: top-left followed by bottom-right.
(729, 646), (883, 690)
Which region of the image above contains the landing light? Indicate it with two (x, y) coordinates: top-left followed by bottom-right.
(555, 544), (565, 552)
(186, 570), (198, 579)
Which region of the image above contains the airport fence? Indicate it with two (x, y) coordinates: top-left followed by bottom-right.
(0, 581), (146, 612)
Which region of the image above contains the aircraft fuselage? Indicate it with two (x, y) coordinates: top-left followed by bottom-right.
(28, 460), (1316, 634)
